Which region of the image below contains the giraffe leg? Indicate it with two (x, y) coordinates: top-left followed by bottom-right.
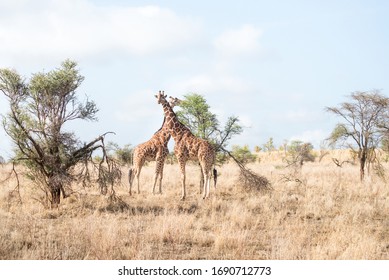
(199, 165), (204, 194)
(153, 161), (160, 194)
(202, 170), (211, 199)
(152, 158), (164, 194)
(136, 165), (142, 194)
(206, 171), (211, 198)
(152, 172), (159, 194)
(179, 160), (186, 200)
(201, 161), (212, 199)
(152, 172), (158, 195)
(158, 161), (165, 194)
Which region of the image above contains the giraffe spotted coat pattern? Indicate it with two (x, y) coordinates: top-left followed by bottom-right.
(128, 98), (181, 195)
(155, 91), (216, 199)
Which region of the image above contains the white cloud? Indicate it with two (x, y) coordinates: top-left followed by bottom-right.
(285, 110), (309, 121)
(213, 24), (262, 56)
(290, 129), (328, 148)
(0, 0), (202, 63)
(172, 73), (252, 95)
(273, 110), (318, 123)
(114, 89), (159, 123)
(168, 24), (263, 104)
(238, 114), (254, 127)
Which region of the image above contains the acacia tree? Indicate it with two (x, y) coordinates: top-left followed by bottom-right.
(0, 60), (121, 207)
(175, 93), (219, 140)
(326, 90), (389, 181)
(175, 93), (270, 191)
(175, 93), (243, 151)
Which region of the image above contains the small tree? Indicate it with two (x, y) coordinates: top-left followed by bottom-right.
(285, 140), (315, 166)
(108, 142), (133, 165)
(231, 145), (257, 164)
(262, 137), (275, 152)
(172, 93), (271, 191)
(326, 90), (389, 181)
(175, 93), (243, 152)
(254, 145), (261, 153)
(175, 93), (219, 140)
(0, 60), (121, 207)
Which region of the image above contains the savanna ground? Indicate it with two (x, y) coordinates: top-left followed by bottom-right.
(0, 150), (388, 260)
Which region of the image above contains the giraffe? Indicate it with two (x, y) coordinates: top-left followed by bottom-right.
(155, 91), (216, 200)
(168, 96), (218, 194)
(128, 97), (181, 196)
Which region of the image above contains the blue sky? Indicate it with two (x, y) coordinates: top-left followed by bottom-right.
(1, 0), (389, 158)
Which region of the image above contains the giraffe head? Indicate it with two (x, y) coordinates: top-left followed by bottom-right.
(155, 90), (167, 104)
(168, 96), (182, 108)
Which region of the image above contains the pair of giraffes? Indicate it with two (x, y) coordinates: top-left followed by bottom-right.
(128, 91), (216, 200)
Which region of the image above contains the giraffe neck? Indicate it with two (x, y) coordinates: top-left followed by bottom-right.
(160, 99), (190, 141)
(153, 126), (171, 144)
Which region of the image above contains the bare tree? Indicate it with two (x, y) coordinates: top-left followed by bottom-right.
(0, 60), (121, 207)
(326, 90), (389, 181)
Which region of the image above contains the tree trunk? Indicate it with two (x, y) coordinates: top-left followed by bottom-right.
(49, 177), (62, 208)
(50, 186), (61, 208)
(359, 149), (367, 181)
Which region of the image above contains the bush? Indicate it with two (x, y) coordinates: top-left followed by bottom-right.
(231, 145), (257, 164)
(284, 140), (315, 166)
(114, 144), (133, 165)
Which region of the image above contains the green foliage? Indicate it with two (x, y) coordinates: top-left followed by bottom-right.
(254, 145), (261, 153)
(176, 93), (219, 140)
(0, 60), (119, 207)
(164, 151), (176, 165)
(231, 145), (257, 164)
(174, 93), (243, 161)
(328, 124), (349, 148)
(216, 151), (229, 165)
(381, 137), (389, 154)
(262, 137), (275, 152)
(285, 140), (315, 166)
(217, 116), (244, 150)
(326, 90), (389, 180)
(107, 142), (133, 165)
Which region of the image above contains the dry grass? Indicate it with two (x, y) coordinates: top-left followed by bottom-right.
(1, 150), (389, 260)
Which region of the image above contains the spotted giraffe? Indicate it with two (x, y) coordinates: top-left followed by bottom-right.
(128, 97), (181, 195)
(168, 96), (217, 194)
(155, 91), (216, 199)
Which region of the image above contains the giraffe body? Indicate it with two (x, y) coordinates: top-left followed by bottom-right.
(128, 97), (181, 195)
(129, 129), (170, 195)
(156, 91), (216, 199)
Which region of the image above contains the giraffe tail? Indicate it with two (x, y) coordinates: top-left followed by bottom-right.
(213, 167), (217, 189)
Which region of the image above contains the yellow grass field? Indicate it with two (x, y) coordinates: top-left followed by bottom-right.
(0, 150), (388, 260)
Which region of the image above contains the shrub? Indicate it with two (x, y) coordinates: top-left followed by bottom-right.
(231, 145), (257, 164)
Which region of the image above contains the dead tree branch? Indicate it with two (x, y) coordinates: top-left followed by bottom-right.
(220, 147), (271, 191)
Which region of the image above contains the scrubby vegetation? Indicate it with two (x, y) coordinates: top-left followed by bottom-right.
(1, 150), (388, 260)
